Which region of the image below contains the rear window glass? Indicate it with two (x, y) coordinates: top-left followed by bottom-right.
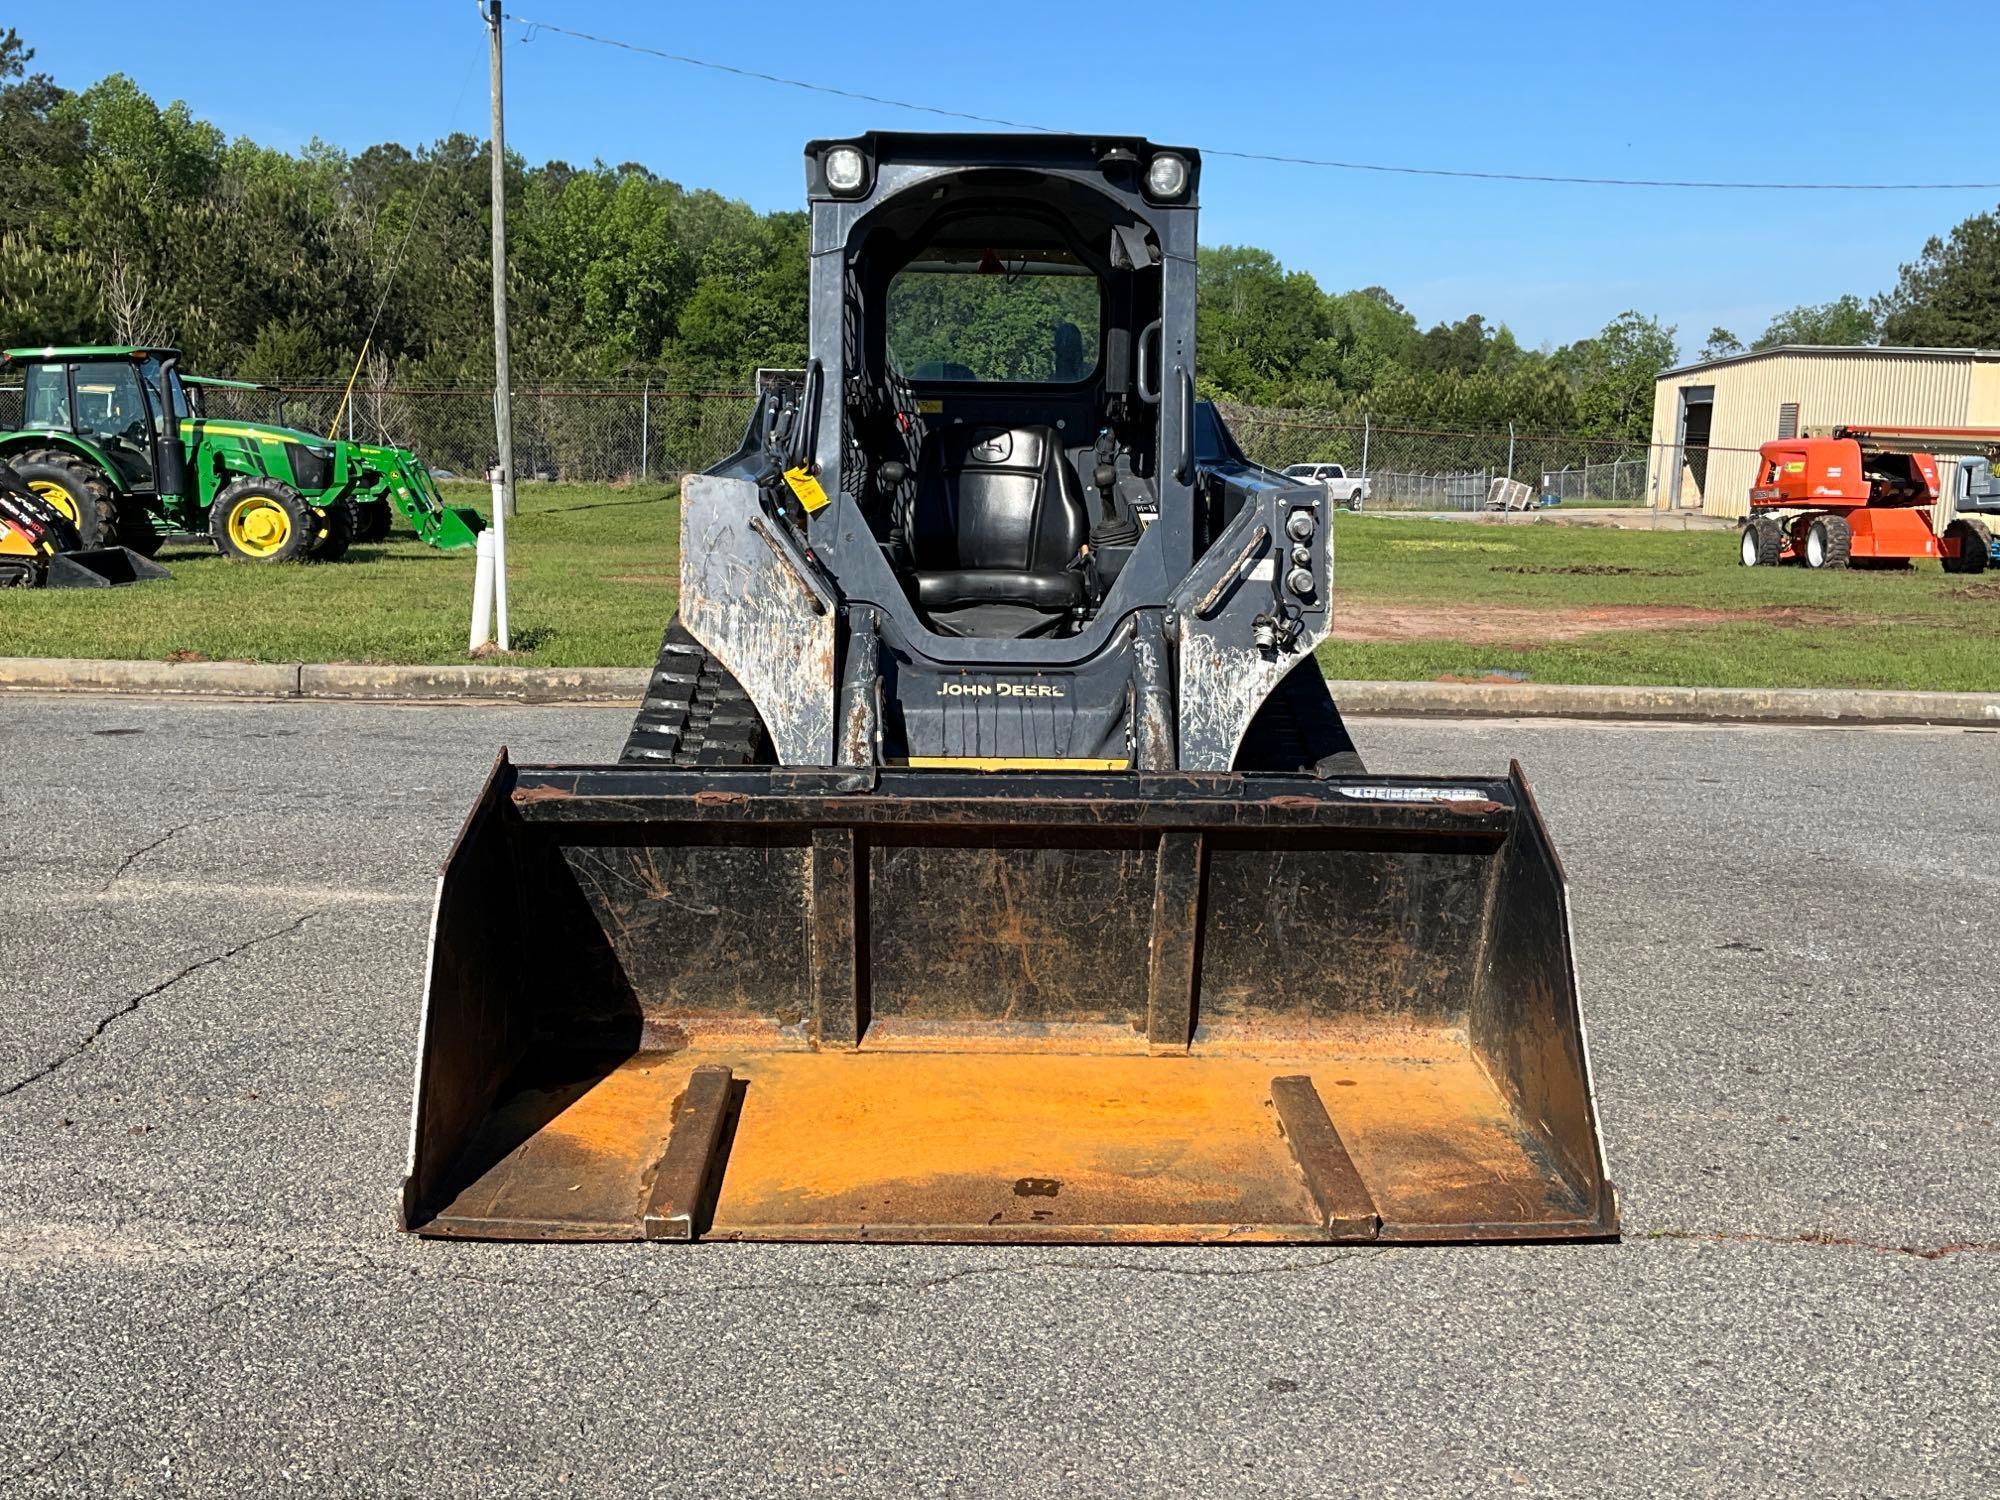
(888, 251), (1099, 384)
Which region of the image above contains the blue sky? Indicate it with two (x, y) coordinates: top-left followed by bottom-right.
(21, 1), (2000, 354)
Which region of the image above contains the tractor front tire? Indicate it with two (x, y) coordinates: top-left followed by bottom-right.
(14, 450), (121, 550)
(210, 478), (317, 563)
(1740, 518), (1783, 567)
(1803, 516), (1851, 570)
(308, 502), (352, 562)
(349, 499), (392, 543)
(1943, 517), (1992, 575)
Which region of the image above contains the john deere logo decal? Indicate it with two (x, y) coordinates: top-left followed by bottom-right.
(936, 680), (1065, 698)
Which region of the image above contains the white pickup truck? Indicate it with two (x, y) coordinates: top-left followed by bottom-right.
(1282, 462), (1370, 510)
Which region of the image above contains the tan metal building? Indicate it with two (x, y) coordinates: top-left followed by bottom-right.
(1647, 345), (2000, 518)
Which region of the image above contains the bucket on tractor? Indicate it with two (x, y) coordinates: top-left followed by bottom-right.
(401, 755), (1614, 1244)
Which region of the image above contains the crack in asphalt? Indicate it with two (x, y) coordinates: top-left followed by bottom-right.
(100, 820), (194, 892)
(1647, 1228), (1999, 1261)
(0, 912), (319, 1101)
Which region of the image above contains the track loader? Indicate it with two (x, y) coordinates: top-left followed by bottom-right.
(402, 135), (1617, 1246)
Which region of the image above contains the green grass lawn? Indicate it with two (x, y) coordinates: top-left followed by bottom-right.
(2, 486), (1996, 690)
(1321, 517), (2000, 690)
(0, 482), (683, 669)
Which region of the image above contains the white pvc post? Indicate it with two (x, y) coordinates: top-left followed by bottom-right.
(469, 530), (495, 652)
(489, 469), (510, 651)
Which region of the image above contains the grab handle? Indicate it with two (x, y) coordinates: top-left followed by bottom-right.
(1136, 319), (1162, 405)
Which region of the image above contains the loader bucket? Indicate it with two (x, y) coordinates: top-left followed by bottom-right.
(44, 547), (171, 588)
(401, 757), (1617, 1245)
(421, 504), (486, 551)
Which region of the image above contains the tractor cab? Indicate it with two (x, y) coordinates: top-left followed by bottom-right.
(6, 345), (189, 499)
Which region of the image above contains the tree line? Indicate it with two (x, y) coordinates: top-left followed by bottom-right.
(2, 29), (1995, 445)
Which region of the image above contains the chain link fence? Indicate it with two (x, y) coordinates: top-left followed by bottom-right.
(1215, 404), (1659, 510)
(2, 379), (1750, 513)
(258, 384), (758, 484)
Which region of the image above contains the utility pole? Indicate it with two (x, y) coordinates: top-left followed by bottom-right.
(483, 0), (516, 519)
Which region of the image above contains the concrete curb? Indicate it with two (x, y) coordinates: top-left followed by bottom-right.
(1, 656), (1996, 726)
(1322, 679), (2000, 727)
(296, 663), (647, 703)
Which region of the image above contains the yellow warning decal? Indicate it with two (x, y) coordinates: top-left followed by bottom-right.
(1784, 461), (1805, 474)
(783, 467), (831, 512)
(916, 399), (943, 413)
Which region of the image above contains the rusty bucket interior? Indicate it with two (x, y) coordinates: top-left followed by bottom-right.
(402, 757), (1617, 1245)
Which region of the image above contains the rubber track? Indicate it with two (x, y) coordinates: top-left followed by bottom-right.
(1236, 660), (1365, 776)
(618, 619), (772, 766)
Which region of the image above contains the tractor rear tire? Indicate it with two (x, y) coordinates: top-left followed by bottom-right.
(1803, 515), (1851, 570)
(619, 617), (775, 766)
(1943, 517), (1992, 575)
(1740, 518), (1783, 567)
(210, 478), (317, 563)
(14, 450), (121, 551)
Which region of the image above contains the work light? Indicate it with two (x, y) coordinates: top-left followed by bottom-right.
(824, 145), (867, 194)
(1144, 153), (1189, 201)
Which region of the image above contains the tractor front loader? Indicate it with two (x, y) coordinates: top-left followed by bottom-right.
(401, 135), (1617, 1247)
(181, 373), (483, 550)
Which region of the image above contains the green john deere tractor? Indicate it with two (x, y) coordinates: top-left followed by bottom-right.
(0, 347), (484, 562)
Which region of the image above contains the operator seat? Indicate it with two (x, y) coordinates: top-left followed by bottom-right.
(901, 425), (1090, 610)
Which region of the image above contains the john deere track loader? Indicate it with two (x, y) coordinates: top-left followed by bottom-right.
(403, 134), (1617, 1246)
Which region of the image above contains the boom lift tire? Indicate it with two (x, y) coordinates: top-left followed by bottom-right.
(1803, 515), (1850, 570)
(1740, 518), (1783, 567)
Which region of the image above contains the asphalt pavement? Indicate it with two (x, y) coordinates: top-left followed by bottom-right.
(0, 696), (1994, 1497)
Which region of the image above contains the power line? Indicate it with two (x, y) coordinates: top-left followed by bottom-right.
(507, 17), (1050, 133)
(504, 14), (2000, 193)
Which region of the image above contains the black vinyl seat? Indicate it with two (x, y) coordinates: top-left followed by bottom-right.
(901, 426), (1090, 611)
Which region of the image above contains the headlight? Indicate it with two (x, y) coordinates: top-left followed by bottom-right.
(823, 145), (866, 194)
(1145, 152), (1189, 200)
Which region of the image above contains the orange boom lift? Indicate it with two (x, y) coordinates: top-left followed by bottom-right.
(1739, 425), (1994, 572)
